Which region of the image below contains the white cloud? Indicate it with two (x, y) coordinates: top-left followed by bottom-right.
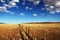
(44, 0), (55, 6)
(41, 8), (45, 10)
(12, 0), (19, 3)
(20, 13), (24, 16)
(0, 0), (19, 13)
(26, 7), (29, 9)
(0, 6), (10, 13)
(44, 4), (49, 7)
(50, 6), (54, 9)
(25, 7), (32, 10)
(55, 9), (60, 13)
(4, 2), (17, 8)
(0, 0), (20, 13)
(33, 14), (37, 16)
(46, 8), (50, 11)
(0, 0), (5, 2)
(22, 2), (25, 5)
(29, 8), (32, 10)
(50, 11), (55, 14)
(55, 1), (60, 7)
(33, 0), (40, 5)
(9, 1), (16, 7)
(44, 0), (60, 14)
(0, 6), (14, 14)
(23, 0), (40, 5)
(6, 0), (19, 8)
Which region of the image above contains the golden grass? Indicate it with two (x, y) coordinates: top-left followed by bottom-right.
(21, 23), (60, 40)
(22, 23), (60, 27)
(0, 23), (60, 40)
(0, 24), (18, 29)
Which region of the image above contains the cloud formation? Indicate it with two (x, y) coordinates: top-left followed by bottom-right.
(20, 13), (24, 16)
(23, 0), (40, 5)
(33, 13), (37, 16)
(0, 0), (19, 13)
(0, 6), (10, 13)
(12, 0), (19, 3)
(0, 0), (60, 14)
(44, 0), (60, 14)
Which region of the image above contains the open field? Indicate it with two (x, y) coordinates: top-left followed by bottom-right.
(0, 22), (60, 40)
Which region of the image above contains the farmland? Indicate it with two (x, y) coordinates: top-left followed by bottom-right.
(0, 22), (60, 40)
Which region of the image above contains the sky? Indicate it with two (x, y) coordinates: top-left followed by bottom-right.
(0, 0), (60, 24)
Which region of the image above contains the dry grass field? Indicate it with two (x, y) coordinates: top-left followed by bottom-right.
(0, 22), (60, 40)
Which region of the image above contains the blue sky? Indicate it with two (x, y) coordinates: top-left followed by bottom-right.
(0, 0), (60, 24)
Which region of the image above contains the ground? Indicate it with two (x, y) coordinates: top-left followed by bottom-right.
(0, 22), (60, 40)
